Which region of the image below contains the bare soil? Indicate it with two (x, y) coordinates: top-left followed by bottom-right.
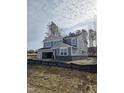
(27, 64), (97, 93)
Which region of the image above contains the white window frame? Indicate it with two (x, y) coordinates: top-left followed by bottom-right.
(59, 47), (68, 56)
(44, 39), (63, 47)
(59, 39), (62, 44)
(45, 42), (51, 47)
(51, 39), (62, 46)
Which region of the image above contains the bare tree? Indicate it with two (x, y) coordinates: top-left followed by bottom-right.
(81, 29), (88, 45)
(46, 21), (61, 37)
(69, 32), (75, 36)
(88, 29), (96, 47)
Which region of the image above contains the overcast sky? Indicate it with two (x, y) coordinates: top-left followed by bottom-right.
(27, 0), (96, 50)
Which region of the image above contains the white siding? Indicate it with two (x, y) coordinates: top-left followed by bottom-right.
(71, 34), (88, 56)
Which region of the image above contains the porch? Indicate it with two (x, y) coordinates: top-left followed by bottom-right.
(41, 48), (56, 60)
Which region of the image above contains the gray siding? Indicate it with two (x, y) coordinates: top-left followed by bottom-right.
(68, 47), (71, 56)
(56, 56), (87, 61)
(55, 48), (59, 56)
(64, 38), (77, 47)
(56, 56), (72, 61)
(44, 39), (63, 48)
(64, 39), (71, 45)
(44, 42), (46, 48)
(51, 41), (54, 47)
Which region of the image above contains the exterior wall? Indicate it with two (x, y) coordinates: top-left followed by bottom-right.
(56, 56), (72, 61)
(68, 47), (71, 56)
(37, 49), (54, 60)
(55, 48), (59, 56)
(75, 33), (88, 56)
(56, 56), (87, 61)
(64, 38), (71, 45)
(37, 50), (42, 59)
(39, 31), (89, 61)
(38, 46), (72, 60)
(64, 37), (77, 47)
(55, 47), (71, 56)
(64, 33), (88, 56)
(70, 34), (88, 56)
(38, 47), (87, 61)
(71, 47), (80, 56)
(55, 47), (87, 61)
(43, 39), (63, 48)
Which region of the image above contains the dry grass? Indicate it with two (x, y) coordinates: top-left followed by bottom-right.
(27, 64), (97, 93)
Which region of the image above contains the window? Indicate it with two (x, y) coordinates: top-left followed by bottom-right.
(56, 49), (59, 55)
(60, 40), (62, 43)
(60, 48), (68, 56)
(53, 41), (57, 46)
(57, 41), (59, 44)
(45, 42), (51, 47)
(51, 41), (53, 46)
(64, 49), (67, 55)
(45, 39), (63, 47)
(52, 40), (62, 46)
(60, 49), (64, 55)
(71, 38), (76, 45)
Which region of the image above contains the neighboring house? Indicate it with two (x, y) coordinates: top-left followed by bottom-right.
(27, 50), (38, 60)
(37, 30), (88, 61)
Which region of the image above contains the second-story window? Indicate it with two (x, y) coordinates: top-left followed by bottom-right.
(60, 40), (62, 43)
(71, 38), (77, 45)
(57, 41), (59, 44)
(45, 42), (51, 47)
(53, 41), (57, 46)
(53, 40), (62, 46)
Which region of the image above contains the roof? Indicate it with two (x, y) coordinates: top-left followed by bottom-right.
(64, 32), (83, 39)
(37, 47), (53, 52)
(43, 35), (64, 42)
(51, 43), (75, 49)
(37, 47), (51, 51)
(64, 30), (87, 38)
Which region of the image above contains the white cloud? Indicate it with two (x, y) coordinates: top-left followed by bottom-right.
(27, 0), (96, 49)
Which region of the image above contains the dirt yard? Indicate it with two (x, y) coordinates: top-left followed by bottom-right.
(27, 64), (97, 93)
(66, 57), (97, 65)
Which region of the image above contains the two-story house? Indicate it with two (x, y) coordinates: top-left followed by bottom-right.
(37, 30), (88, 61)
